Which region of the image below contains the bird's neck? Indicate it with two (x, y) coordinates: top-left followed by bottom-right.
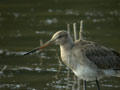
(60, 36), (74, 62)
(60, 39), (74, 51)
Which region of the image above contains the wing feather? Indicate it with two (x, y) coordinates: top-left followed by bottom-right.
(79, 40), (120, 69)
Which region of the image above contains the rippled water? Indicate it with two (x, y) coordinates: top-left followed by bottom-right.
(0, 0), (120, 90)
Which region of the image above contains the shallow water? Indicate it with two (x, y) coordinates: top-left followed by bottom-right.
(0, 0), (120, 90)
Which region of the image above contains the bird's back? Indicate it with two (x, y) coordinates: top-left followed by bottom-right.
(74, 39), (120, 70)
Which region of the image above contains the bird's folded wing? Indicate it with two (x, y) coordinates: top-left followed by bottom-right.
(82, 42), (120, 70)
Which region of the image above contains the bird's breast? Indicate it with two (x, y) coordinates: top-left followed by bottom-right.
(60, 46), (102, 81)
(60, 47), (86, 71)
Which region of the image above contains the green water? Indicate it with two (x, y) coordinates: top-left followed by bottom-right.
(0, 0), (120, 90)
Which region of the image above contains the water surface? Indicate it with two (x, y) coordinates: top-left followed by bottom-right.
(0, 0), (120, 90)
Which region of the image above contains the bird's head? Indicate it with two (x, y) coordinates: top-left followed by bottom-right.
(51, 30), (70, 45)
(23, 30), (72, 55)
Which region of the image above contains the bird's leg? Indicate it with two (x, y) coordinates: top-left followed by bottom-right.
(96, 79), (100, 90)
(83, 80), (86, 90)
(77, 78), (80, 90)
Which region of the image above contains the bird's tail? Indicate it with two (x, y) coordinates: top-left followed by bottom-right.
(104, 70), (120, 77)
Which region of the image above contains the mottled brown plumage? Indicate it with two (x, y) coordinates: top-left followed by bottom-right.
(24, 30), (120, 90)
(76, 39), (120, 70)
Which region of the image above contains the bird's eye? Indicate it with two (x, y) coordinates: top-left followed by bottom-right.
(58, 35), (62, 38)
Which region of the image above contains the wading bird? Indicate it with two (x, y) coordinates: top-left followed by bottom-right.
(24, 30), (120, 90)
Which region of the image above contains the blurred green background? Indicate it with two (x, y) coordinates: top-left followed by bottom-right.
(0, 0), (120, 90)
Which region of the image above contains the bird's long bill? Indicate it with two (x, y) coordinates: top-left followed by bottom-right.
(23, 40), (53, 56)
